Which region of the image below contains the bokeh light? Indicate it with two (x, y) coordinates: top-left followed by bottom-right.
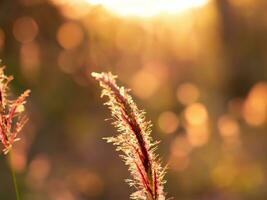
(27, 154), (51, 189)
(158, 111), (179, 134)
(176, 83), (200, 105)
(218, 115), (240, 138)
(13, 17), (38, 43)
(57, 22), (84, 50)
(186, 123), (209, 147)
(130, 62), (167, 99)
(169, 136), (191, 171)
(20, 42), (40, 81)
(185, 103), (208, 126)
(243, 82), (267, 126)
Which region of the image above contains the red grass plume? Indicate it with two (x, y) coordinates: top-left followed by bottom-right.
(92, 72), (166, 200)
(0, 67), (30, 154)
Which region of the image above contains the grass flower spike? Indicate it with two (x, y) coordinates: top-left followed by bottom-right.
(0, 67), (30, 154)
(92, 72), (166, 200)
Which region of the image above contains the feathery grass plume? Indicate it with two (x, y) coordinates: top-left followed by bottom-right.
(0, 66), (30, 154)
(92, 72), (166, 200)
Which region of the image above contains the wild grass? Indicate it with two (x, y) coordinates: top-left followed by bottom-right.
(0, 67), (30, 154)
(92, 72), (166, 200)
(0, 64), (30, 200)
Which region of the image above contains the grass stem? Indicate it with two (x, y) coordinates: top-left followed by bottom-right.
(8, 151), (20, 200)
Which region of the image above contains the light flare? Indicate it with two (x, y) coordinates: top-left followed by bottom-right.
(86, 0), (209, 17)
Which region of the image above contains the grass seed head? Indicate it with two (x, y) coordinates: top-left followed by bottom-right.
(92, 72), (166, 200)
(0, 66), (30, 154)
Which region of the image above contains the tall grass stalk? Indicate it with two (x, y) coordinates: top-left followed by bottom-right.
(92, 72), (166, 200)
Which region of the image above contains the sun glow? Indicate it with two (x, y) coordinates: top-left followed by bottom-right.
(85, 0), (209, 17)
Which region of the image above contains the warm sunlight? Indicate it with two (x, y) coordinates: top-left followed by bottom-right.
(85, 0), (209, 17)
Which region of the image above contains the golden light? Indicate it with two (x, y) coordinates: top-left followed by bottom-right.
(184, 103), (208, 125)
(130, 62), (167, 99)
(49, 0), (92, 19)
(170, 135), (192, 157)
(186, 123), (209, 147)
(27, 154), (51, 189)
(169, 135), (191, 171)
(57, 22), (84, 50)
(183, 103), (210, 147)
(176, 82), (200, 105)
(243, 82), (267, 126)
(13, 17), (38, 44)
(20, 42), (40, 81)
(85, 0), (209, 17)
(218, 115), (241, 147)
(218, 115), (240, 139)
(158, 111), (179, 134)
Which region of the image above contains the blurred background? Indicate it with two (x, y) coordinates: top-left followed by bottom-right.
(0, 0), (267, 199)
